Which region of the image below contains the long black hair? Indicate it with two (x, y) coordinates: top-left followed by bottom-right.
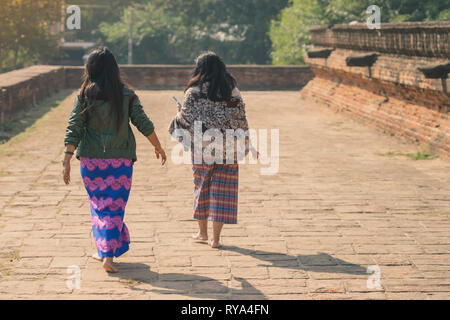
(185, 52), (236, 101)
(79, 47), (124, 132)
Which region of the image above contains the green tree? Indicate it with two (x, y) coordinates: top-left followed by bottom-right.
(64, 0), (149, 42)
(0, 0), (62, 72)
(208, 0), (289, 64)
(100, 3), (180, 64)
(0, 2), (14, 71)
(269, 0), (450, 65)
(98, 0), (288, 65)
(269, 0), (328, 65)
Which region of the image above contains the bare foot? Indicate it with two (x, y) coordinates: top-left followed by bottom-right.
(91, 253), (104, 262)
(103, 259), (118, 273)
(210, 240), (222, 249)
(192, 232), (208, 241)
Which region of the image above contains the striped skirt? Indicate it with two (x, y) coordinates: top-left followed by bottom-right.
(192, 158), (239, 224)
(80, 157), (133, 258)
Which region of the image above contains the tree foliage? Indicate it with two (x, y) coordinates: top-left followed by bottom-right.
(269, 0), (328, 65)
(0, 0), (448, 71)
(0, 0), (62, 72)
(98, 0), (288, 65)
(269, 0), (450, 65)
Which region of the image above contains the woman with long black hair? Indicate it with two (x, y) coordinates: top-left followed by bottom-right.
(63, 47), (166, 273)
(170, 52), (255, 248)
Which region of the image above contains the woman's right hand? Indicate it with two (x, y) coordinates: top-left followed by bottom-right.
(62, 146), (75, 185)
(62, 160), (71, 185)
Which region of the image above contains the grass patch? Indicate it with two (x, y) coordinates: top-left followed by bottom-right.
(440, 212), (450, 216)
(0, 251), (21, 282)
(0, 262), (13, 281)
(378, 150), (436, 160)
(0, 170), (11, 177)
(0, 150), (18, 157)
(378, 151), (401, 157)
(121, 279), (140, 287)
(0, 265), (11, 279)
(9, 250), (21, 262)
(403, 152), (435, 160)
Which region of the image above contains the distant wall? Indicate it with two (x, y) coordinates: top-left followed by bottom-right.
(1, 65), (313, 122)
(65, 65), (314, 90)
(302, 21), (450, 159)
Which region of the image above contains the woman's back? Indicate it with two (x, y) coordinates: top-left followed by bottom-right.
(184, 82), (247, 132)
(66, 85), (155, 161)
(83, 86), (131, 133)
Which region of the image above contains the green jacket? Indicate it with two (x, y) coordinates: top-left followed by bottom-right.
(64, 87), (154, 162)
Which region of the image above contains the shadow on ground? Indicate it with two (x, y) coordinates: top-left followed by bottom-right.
(223, 245), (368, 275)
(109, 262), (265, 298)
(108, 246), (368, 298)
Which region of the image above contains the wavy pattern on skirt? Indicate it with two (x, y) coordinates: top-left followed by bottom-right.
(90, 196), (127, 212)
(91, 214), (124, 231)
(83, 175), (132, 192)
(80, 158), (133, 171)
(94, 225), (130, 254)
(81, 157), (133, 258)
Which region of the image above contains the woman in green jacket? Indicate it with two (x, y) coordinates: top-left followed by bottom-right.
(63, 47), (166, 273)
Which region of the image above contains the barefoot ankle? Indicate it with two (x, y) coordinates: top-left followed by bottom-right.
(210, 239), (221, 248)
(92, 253), (104, 261)
(193, 232), (208, 240)
(102, 258), (117, 273)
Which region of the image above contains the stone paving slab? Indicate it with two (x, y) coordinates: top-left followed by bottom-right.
(0, 90), (449, 300)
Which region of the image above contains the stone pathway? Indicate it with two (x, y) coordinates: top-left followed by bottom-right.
(0, 90), (449, 299)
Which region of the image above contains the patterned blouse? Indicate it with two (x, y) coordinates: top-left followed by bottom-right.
(169, 82), (250, 162)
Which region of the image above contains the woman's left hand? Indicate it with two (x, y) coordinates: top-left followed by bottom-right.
(250, 147), (260, 160)
(155, 146), (167, 166)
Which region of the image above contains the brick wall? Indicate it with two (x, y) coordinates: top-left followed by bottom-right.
(0, 66), (66, 123)
(310, 21), (450, 58)
(0, 65), (313, 122)
(302, 21), (450, 159)
(65, 65), (314, 90)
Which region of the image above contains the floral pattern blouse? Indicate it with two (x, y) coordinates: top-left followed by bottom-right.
(169, 82), (250, 162)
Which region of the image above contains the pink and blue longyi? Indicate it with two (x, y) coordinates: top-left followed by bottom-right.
(80, 158), (133, 258)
